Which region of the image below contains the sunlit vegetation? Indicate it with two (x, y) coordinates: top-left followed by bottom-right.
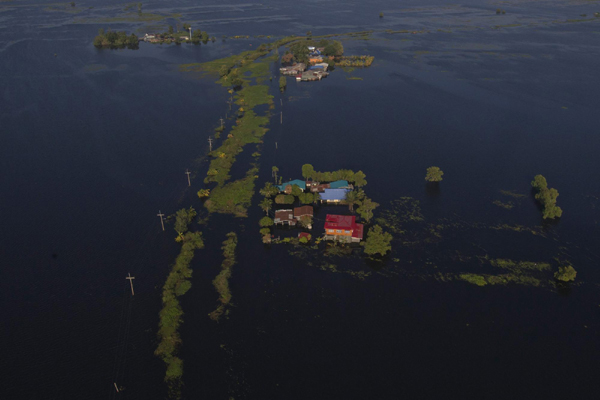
(279, 76), (287, 92)
(155, 211), (204, 399)
(493, 200), (514, 209)
(204, 168), (257, 217)
(425, 166), (444, 182)
(555, 264), (577, 282)
(209, 233), (238, 321)
(363, 225), (393, 256)
(93, 29), (138, 49)
(531, 175), (562, 219)
(337, 56), (375, 68)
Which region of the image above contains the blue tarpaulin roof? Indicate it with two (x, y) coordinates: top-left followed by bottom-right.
(321, 188), (349, 201)
(277, 179), (306, 191)
(329, 180), (349, 189)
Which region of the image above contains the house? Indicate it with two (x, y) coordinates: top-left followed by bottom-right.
(274, 209), (296, 226)
(294, 206), (313, 219)
(320, 188), (349, 203)
(280, 63), (306, 75)
(277, 179), (306, 193)
(329, 180), (351, 189)
(309, 56), (323, 64)
(324, 214), (364, 242)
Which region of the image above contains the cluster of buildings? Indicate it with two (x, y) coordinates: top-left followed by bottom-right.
(277, 179), (353, 203)
(279, 46), (331, 82)
(271, 179), (363, 242)
(143, 33), (191, 43)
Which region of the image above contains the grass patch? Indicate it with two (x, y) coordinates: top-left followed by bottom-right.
(493, 200), (514, 209)
(489, 258), (550, 272)
(460, 273), (487, 286)
(155, 229), (204, 399)
(500, 190), (525, 199)
(209, 232), (238, 321)
(204, 168), (257, 217)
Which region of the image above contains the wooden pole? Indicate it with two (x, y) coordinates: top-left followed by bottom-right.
(185, 169), (191, 186)
(157, 211), (165, 231)
(126, 273), (135, 296)
(208, 137), (213, 152)
(114, 382), (120, 393)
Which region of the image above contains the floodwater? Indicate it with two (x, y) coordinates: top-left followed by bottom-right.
(1, 0), (599, 399)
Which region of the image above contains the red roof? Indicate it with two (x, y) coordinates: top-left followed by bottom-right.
(325, 214), (356, 230)
(352, 223), (364, 239)
(298, 232), (311, 239)
(325, 214), (364, 239)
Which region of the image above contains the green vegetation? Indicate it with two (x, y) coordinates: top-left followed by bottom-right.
(93, 29), (138, 49)
(493, 200), (514, 209)
(356, 196), (379, 223)
(531, 174), (562, 219)
(174, 207), (197, 241)
(301, 164), (366, 185)
(363, 225), (392, 256)
(197, 189), (210, 198)
(279, 76), (287, 92)
(460, 274), (488, 286)
(275, 194), (295, 204)
(379, 12), (384, 18)
(155, 212), (204, 399)
(209, 233), (238, 321)
(337, 56), (374, 68)
(425, 166), (444, 182)
(489, 259), (550, 272)
(555, 264), (577, 282)
(259, 216), (274, 227)
(204, 169), (257, 217)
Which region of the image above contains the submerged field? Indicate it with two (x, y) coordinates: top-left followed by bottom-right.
(1, 0), (600, 399)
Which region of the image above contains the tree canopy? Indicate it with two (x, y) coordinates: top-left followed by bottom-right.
(425, 166), (444, 182)
(363, 225), (392, 256)
(531, 174), (562, 219)
(259, 217), (274, 227)
(174, 207), (197, 236)
(356, 197), (379, 223)
(554, 265), (576, 282)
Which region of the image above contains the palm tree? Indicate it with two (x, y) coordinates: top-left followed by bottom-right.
(345, 190), (359, 212)
(259, 198), (272, 216)
(272, 166), (279, 183)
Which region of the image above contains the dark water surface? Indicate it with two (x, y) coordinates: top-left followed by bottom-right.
(1, 0), (599, 399)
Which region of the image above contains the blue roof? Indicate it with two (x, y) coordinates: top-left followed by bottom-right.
(277, 179), (306, 191)
(321, 188), (349, 201)
(329, 180), (349, 189)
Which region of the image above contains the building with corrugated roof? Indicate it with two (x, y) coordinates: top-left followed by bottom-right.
(320, 188), (349, 203)
(324, 214), (364, 242)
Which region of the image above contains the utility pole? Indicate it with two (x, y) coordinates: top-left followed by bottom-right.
(157, 210), (165, 231)
(208, 137), (213, 152)
(185, 169), (191, 186)
(280, 111), (282, 124)
(219, 117), (224, 127)
(275, 141), (278, 149)
(114, 383), (120, 393)
(280, 99), (283, 106)
(126, 273), (135, 296)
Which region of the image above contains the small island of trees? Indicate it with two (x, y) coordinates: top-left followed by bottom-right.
(425, 166), (444, 182)
(531, 174), (562, 219)
(93, 29), (139, 49)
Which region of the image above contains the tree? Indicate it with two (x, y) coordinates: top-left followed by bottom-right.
(353, 170), (367, 187)
(272, 166), (279, 183)
(259, 216), (274, 227)
(379, 12), (384, 18)
(290, 184), (303, 197)
(219, 65), (229, 77)
(197, 189), (210, 198)
(302, 164), (315, 180)
(425, 166), (444, 182)
(306, 30), (312, 37)
(259, 198), (272, 215)
(259, 227), (271, 236)
(356, 197), (379, 223)
(229, 68), (243, 88)
(260, 182), (279, 198)
(174, 207), (197, 237)
(298, 215), (313, 229)
(531, 174), (548, 191)
(183, 23), (191, 30)
(363, 225), (392, 256)
(274, 194), (286, 204)
(345, 190), (359, 212)
(298, 192), (314, 205)
(531, 174), (562, 219)
(554, 265), (577, 282)
(168, 25), (174, 34)
(279, 76), (287, 92)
